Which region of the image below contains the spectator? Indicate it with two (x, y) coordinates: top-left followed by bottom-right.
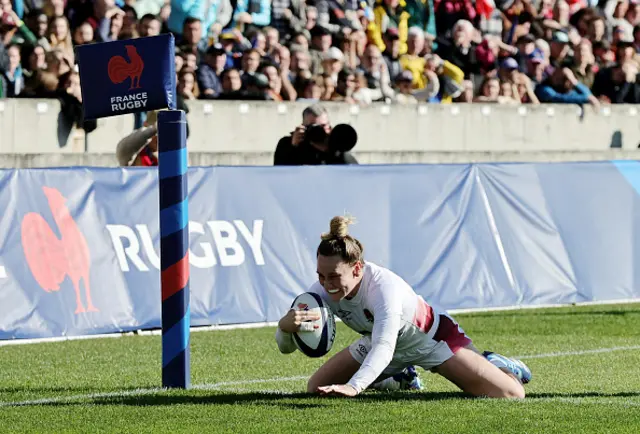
(226, 0), (272, 32)
(436, 19), (481, 79)
(382, 28), (403, 80)
(48, 16), (74, 64)
(202, 0), (233, 42)
(260, 62), (287, 100)
(331, 67), (358, 103)
(319, 72), (335, 100)
(359, 43), (395, 100)
(369, 0), (411, 56)
(526, 48), (549, 84)
(290, 44), (311, 80)
(178, 68), (199, 100)
(24, 10), (52, 50)
(271, 0), (307, 37)
(182, 50), (198, 71)
(57, 70), (97, 145)
(240, 48), (262, 83)
(535, 66), (599, 106)
(197, 43), (226, 98)
(549, 30), (571, 68)
(570, 38), (597, 88)
(400, 26), (426, 89)
(497, 57), (520, 85)
(119, 5), (139, 40)
(1, 44), (24, 96)
(167, 0), (203, 36)
(178, 17), (207, 56)
(321, 46), (345, 85)
(138, 14), (161, 37)
(592, 60), (640, 103)
(296, 76), (323, 101)
(416, 53), (464, 103)
(250, 29), (268, 55)
(514, 72), (540, 104)
(394, 69), (418, 104)
(116, 122), (158, 167)
(309, 25), (332, 75)
(73, 0), (124, 43)
(316, 0), (361, 35)
(216, 67), (244, 99)
(474, 76), (502, 103)
(73, 21), (95, 45)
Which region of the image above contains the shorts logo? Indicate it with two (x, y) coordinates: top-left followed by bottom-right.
(356, 344), (368, 357)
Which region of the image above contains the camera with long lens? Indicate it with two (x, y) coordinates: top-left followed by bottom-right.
(303, 124), (358, 154)
(303, 124), (329, 145)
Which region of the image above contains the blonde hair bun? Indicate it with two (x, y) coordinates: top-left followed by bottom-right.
(321, 215), (356, 241)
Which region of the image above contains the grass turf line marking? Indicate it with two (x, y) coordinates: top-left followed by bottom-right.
(514, 345), (640, 360)
(0, 377), (309, 408)
(3, 387), (639, 409)
(2, 346), (640, 408)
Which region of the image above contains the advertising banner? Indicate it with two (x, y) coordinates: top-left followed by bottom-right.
(1, 162), (639, 340)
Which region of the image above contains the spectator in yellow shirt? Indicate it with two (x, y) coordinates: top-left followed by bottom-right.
(368, 0), (411, 55)
(399, 27), (427, 89)
(413, 54), (465, 103)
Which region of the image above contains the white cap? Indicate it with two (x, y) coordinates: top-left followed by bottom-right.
(323, 46), (344, 61)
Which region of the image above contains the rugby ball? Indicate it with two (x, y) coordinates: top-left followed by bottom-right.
(291, 292), (336, 358)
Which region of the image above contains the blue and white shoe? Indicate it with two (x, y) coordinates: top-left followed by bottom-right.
(393, 365), (423, 391)
(483, 351), (532, 384)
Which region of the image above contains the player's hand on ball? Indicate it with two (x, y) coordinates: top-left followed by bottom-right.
(317, 384), (359, 397)
(278, 308), (321, 333)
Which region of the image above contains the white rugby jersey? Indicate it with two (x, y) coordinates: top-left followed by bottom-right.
(309, 261), (435, 393)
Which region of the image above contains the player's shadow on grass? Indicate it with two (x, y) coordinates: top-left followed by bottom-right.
(527, 391), (640, 399)
(21, 391), (640, 408)
(85, 391), (471, 407)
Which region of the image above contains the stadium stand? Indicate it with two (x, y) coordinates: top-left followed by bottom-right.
(0, 0), (638, 161)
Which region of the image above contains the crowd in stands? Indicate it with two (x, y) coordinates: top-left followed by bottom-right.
(1, 0), (639, 109)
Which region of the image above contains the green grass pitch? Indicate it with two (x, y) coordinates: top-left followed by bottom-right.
(1, 303), (639, 433)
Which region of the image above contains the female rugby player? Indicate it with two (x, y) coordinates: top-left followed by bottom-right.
(275, 216), (531, 398)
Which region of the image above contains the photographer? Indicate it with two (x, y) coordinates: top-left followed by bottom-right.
(274, 104), (358, 166)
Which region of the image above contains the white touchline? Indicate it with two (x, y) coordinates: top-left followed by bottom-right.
(2, 346), (640, 408)
(514, 345), (640, 360)
(0, 376), (309, 408)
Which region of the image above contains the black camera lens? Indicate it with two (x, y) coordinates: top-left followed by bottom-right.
(304, 124), (328, 144)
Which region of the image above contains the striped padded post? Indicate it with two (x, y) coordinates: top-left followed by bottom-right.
(157, 109), (190, 389)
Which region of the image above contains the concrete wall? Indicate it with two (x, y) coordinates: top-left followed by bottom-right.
(2, 150), (640, 168)
(0, 99), (639, 155)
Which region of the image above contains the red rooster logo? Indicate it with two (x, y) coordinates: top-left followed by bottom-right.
(20, 187), (98, 314)
(108, 45), (144, 90)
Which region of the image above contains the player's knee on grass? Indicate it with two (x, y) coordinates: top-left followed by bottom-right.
(434, 348), (526, 399)
(482, 378), (525, 399)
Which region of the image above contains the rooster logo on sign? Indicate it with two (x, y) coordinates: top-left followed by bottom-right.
(108, 45), (144, 90)
(20, 187), (98, 314)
